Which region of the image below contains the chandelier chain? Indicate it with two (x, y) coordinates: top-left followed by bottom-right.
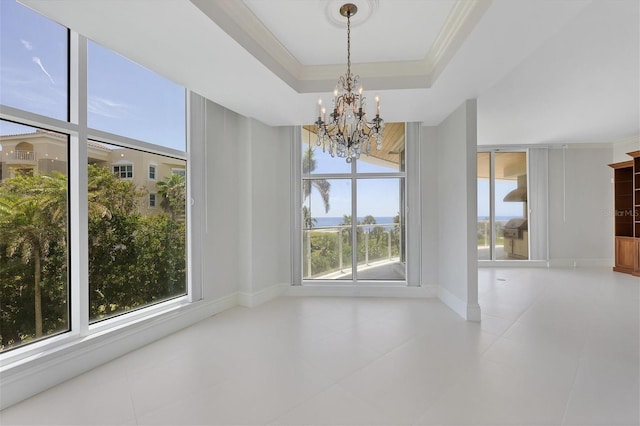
(346, 12), (351, 89)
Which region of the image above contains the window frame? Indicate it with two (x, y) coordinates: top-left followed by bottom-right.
(0, 26), (192, 362)
(149, 192), (156, 207)
(477, 148), (531, 262)
(112, 163), (133, 179)
(297, 125), (412, 287)
(148, 163), (156, 180)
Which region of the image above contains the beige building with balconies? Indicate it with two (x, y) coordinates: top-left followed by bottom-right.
(0, 130), (185, 215)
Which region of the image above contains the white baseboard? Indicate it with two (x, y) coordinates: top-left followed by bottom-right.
(478, 260), (548, 268)
(237, 283), (288, 307)
(548, 258), (613, 268)
(0, 293), (238, 410)
(284, 284), (437, 298)
(438, 287), (481, 321)
(466, 303), (482, 322)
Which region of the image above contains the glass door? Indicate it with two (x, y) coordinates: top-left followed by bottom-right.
(478, 151), (529, 261)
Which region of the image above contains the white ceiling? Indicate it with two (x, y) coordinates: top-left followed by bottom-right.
(241, 0), (457, 65)
(21, 0), (640, 146)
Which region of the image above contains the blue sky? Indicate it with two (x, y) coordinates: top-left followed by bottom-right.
(478, 179), (524, 218)
(0, 0), (185, 151)
(303, 137), (402, 218)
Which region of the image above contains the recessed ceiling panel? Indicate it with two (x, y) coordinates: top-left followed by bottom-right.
(242, 0), (456, 65)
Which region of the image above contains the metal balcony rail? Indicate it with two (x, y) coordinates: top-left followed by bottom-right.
(303, 222), (401, 279)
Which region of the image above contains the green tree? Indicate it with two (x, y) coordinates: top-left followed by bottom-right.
(88, 163), (141, 218)
(87, 164), (186, 321)
(302, 205), (316, 228)
(0, 172), (67, 340)
(156, 173), (186, 220)
(363, 215), (376, 225)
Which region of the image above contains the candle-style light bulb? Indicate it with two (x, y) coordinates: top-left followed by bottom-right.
(375, 95), (380, 115)
(358, 86), (363, 109)
(318, 99), (323, 118)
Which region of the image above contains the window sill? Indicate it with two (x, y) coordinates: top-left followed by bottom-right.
(0, 296), (189, 371)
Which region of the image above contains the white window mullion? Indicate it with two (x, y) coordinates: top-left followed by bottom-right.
(291, 126), (303, 285)
(69, 31), (89, 336)
(489, 151), (496, 260)
(351, 160), (358, 283)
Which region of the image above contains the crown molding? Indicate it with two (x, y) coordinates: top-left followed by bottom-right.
(425, 0), (493, 84)
(190, 0), (492, 92)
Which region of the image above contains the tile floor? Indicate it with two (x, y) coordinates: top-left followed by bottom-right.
(1, 267), (638, 425)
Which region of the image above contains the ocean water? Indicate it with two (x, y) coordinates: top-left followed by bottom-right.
(310, 217), (397, 232)
(478, 216), (523, 222)
(314, 217), (396, 227)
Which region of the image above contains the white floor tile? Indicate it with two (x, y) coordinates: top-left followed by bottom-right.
(2, 267), (638, 426)
(417, 359), (573, 425)
(562, 356), (640, 425)
(270, 384), (399, 425)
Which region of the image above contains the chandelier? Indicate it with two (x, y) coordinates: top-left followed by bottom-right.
(314, 3), (384, 163)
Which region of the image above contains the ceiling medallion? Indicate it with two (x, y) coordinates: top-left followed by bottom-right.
(322, 0), (379, 28)
(314, 3), (384, 163)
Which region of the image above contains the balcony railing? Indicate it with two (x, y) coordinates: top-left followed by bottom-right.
(477, 219), (509, 249)
(303, 222), (401, 279)
(5, 150), (35, 161)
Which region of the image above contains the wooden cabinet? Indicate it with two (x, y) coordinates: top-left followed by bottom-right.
(636, 239), (640, 275)
(610, 151), (640, 277)
(615, 236), (635, 274)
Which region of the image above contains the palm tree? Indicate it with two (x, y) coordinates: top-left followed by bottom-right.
(302, 146), (331, 214)
(0, 173), (67, 338)
(363, 215), (377, 225)
(157, 173), (186, 220)
(302, 206), (316, 228)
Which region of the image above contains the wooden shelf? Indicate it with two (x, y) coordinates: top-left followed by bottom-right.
(610, 151), (640, 276)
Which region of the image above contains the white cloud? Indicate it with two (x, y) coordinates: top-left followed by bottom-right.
(20, 39), (33, 51)
(88, 96), (132, 119)
(32, 56), (55, 84)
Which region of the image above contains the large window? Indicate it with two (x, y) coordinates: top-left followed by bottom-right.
(301, 124), (406, 282)
(86, 43), (187, 321)
(477, 151), (529, 261)
(0, 1), (187, 352)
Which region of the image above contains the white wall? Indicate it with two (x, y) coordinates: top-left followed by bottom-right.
(548, 145), (614, 266)
(204, 100), (292, 305)
(419, 126), (439, 287)
(613, 136), (639, 163)
(203, 102), (243, 300)
(426, 100), (480, 321)
(246, 120), (292, 303)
